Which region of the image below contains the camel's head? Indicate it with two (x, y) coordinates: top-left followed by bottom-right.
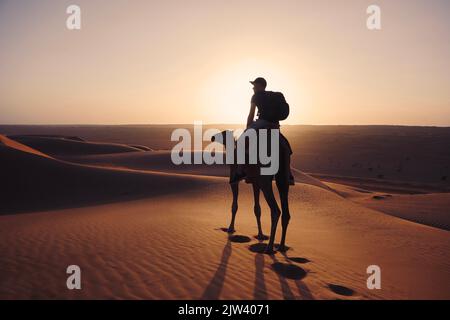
(211, 130), (235, 147)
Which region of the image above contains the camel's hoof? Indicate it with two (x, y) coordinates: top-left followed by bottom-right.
(255, 234), (269, 241)
(227, 228), (236, 234)
(264, 248), (277, 255)
(276, 244), (290, 252)
(220, 227), (236, 234)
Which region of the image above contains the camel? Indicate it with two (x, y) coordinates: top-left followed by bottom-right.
(211, 130), (293, 254)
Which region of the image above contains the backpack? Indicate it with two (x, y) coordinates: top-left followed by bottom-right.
(267, 91), (290, 121)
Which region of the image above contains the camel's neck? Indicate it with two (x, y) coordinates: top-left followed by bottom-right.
(224, 147), (238, 166)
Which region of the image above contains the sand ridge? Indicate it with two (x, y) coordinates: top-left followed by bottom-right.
(0, 134), (449, 299)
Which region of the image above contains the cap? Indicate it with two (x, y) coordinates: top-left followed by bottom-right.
(250, 77), (267, 87)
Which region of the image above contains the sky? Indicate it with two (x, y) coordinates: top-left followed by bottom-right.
(0, 0), (449, 125)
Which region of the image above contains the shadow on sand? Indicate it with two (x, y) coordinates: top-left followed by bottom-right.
(201, 240), (232, 299)
(249, 242), (314, 300)
(202, 233), (315, 300)
(229, 235), (252, 243)
(327, 283), (355, 296)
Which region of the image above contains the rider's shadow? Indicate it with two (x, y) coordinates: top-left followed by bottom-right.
(250, 243), (295, 299)
(254, 252), (268, 299)
(201, 238), (314, 300)
(200, 240), (232, 300)
(249, 242), (314, 300)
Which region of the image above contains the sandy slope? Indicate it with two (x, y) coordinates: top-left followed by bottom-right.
(62, 150), (333, 192)
(1, 180), (449, 299)
(0, 135), (449, 299)
(8, 135), (143, 156)
(0, 135), (51, 158)
(328, 182), (450, 231)
(2, 125), (448, 188)
(0, 136), (213, 214)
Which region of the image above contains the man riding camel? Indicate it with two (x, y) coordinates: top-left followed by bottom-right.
(231, 77), (294, 184)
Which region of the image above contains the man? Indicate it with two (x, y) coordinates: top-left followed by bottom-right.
(231, 77), (293, 184)
(246, 77), (281, 130)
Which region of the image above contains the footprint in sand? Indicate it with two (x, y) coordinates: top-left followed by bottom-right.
(228, 235), (252, 243)
(271, 262), (307, 280)
(288, 257), (311, 264)
(327, 284), (355, 296)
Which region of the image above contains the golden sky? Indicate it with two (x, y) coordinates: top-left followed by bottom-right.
(0, 0), (449, 125)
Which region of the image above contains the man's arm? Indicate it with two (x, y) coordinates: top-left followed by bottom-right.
(246, 102), (257, 128)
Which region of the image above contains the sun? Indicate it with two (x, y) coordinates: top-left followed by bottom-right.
(200, 64), (256, 124)
(199, 59), (303, 124)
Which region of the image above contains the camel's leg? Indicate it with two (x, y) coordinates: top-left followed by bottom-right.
(228, 182), (239, 233)
(260, 178), (280, 254)
(275, 145), (291, 251)
(252, 183), (264, 239)
(276, 178), (290, 252)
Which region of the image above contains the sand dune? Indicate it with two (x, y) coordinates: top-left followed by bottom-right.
(1, 175), (449, 299)
(0, 134), (331, 214)
(0, 136), (217, 214)
(328, 182), (450, 231)
(361, 193), (450, 231)
(2, 125), (449, 189)
(0, 134), (52, 158)
(0, 134), (449, 300)
(63, 150), (230, 178)
(62, 150), (333, 192)
(8, 135), (143, 157)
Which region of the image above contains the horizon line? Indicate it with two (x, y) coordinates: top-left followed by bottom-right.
(1, 123), (450, 128)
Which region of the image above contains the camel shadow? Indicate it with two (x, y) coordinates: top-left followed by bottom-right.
(271, 262), (306, 280)
(228, 235), (252, 243)
(328, 283), (355, 296)
(279, 251), (314, 300)
(201, 240), (232, 299)
(287, 257), (311, 264)
(249, 242), (314, 300)
(253, 252), (268, 299)
(202, 235), (314, 300)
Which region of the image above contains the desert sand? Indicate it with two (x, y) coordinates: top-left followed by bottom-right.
(0, 130), (449, 300)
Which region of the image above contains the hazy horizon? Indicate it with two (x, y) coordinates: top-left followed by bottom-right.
(0, 122), (450, 127)
(1, 0), (449, 126)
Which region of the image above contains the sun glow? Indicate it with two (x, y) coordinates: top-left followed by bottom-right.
(200, 60), (304, 124)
